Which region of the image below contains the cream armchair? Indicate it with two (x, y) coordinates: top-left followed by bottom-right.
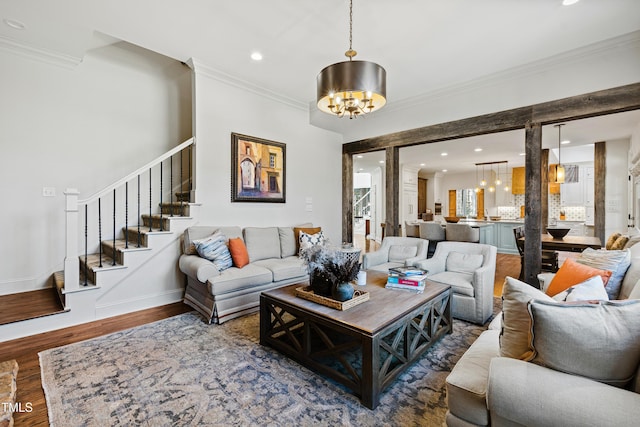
(362, 236), (429, 272)
(413, 241), (497, 324)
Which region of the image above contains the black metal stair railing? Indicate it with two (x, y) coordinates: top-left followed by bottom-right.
(72, 138), (194, 289)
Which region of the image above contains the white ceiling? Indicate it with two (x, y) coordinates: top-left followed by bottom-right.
(2, 0), (639, 174)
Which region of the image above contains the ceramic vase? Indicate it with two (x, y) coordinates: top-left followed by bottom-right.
(331, 282), (355, 302)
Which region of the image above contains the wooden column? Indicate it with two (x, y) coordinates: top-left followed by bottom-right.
(595, 142), (606, 244)
(541, 149), (549, 231)
(342, 152), (354, 244)
(524, 122), (542, 287)
(385, 146), (400, 237)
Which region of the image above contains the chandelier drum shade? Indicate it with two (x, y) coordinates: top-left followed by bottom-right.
(316, 0), (387, 119)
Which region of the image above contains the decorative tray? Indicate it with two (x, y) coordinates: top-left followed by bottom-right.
(294, 286), (369, 311)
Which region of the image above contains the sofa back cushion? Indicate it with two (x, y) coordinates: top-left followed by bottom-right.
(388, 245), (418, 262)
(278, 227), (297, 258)
(183, 226), (242, 255)
(243, 227), (281, 262)
(446, 252), (484, 274)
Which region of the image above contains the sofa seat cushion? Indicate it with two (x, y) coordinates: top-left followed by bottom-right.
(429, 271), (474, 297)
(207, 264), (272, 295)
(446, 329), (500, 426)
(253, 256), (307, 282)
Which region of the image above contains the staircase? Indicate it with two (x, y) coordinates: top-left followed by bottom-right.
(48, 139), (194, 320)
(52, 199), (193, 308)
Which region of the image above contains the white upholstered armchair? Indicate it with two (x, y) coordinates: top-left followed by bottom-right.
(413, 241), (497, 324)
(362, 237), (429, 272)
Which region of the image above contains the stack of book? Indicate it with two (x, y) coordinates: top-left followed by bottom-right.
(386, 267), (428, 293)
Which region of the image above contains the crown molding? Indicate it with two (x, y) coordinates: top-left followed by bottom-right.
(387, 30), (640, 113)
(0, 35), (83, 69)
(186, 58), (307, 111)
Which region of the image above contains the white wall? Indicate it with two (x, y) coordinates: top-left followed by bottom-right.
(0, 41), (192, 295)
(335, 33), (640, 143)
(606, 139), (631, 238)
(189, 61), (343, 245)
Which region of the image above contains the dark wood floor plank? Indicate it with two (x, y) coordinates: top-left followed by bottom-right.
(0, 288), (65, 326)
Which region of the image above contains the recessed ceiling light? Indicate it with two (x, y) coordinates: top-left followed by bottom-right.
(561, 140), (571, 145)
(441, 152), (448, 157)
(250, 51), (263, 61)
(474, 148), (483, 152)
(519, 152), (526, 156)
(420, 163), (425, 166)
(562, 0), (579, 5)
(442, 169), (448, 173)
(379, 160), (384, 164)
(3, 18), (25, 30)
(356, 155), (363, 158)
(358, 168), (364, 172)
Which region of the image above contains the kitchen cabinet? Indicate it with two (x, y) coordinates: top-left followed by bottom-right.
(560, 166), (593, 207)
(479, 224), (495, 246)
(402, 166), (420, 224)
(496, 222), (519, 254)
(511, 167), (525, 195)
(476, 221), (520, 254)
(584, 166), (594, 226)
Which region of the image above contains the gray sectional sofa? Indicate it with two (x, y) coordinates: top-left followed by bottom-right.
(446, 267), (640, 427)
(179, 225), (309, 324)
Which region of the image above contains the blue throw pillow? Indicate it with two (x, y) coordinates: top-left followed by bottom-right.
(576, 248), (631, 299)
(194, 232), (233, 271)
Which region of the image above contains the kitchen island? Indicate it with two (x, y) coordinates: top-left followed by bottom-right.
(459, 219), (523, 254)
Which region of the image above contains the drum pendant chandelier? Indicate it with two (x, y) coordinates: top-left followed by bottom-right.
(316, 0), (387, 119)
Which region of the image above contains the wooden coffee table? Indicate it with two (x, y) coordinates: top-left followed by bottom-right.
(259, 270), (452, 409)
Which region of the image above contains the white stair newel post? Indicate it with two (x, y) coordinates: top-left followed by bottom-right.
(64, 188), (80, 292)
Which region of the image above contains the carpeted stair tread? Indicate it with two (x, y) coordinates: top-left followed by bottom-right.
(126, 226), (173, 236)
(80, 253), (126, 271)
(102, 239), (151, 252)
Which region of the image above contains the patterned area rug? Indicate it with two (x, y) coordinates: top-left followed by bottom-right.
(40, 301), (500, 427)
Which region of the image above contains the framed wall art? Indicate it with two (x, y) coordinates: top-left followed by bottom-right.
(231, 133), (286, 203)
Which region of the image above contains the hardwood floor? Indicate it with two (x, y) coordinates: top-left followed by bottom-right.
(2, 247), (520, 426)
(0, 288), (66, 326)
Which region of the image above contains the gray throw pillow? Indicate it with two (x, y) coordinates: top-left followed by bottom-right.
(499, 276), (556, 360)
(527, 299), (640, 387)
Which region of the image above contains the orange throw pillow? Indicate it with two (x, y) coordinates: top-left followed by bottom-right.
(228, 238), (249, 268)
(546, 258), (612, 297)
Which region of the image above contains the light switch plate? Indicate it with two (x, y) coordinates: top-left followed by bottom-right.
(43, 187), (56, 197)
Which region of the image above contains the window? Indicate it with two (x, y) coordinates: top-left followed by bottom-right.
(269, 153), (276, 168)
